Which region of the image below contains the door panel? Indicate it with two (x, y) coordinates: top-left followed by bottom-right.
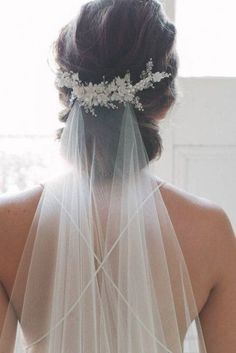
(153, 77), (236, 230)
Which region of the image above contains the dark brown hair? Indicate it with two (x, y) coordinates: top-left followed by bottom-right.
(53, 0), (178, 165)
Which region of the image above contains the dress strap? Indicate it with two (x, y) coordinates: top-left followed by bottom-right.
(158, 181), (166, 189)
(154, 176), (167, 190)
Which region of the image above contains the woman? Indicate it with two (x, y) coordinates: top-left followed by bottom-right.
(0, 0), (236, 352)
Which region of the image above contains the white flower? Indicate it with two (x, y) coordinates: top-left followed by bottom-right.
(115, 76), (127, 89)
(93, 83), (102, 94)
(71, 72), (79, 83)
(56, 72), (73, 89)
(106, 81), (117, 94)
(55, 59), (171, 117)
(110, 92), (121, 101)
(73, 85), (85, 97)
(153, 72), (169, 82)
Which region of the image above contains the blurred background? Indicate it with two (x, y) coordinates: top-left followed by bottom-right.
(0, 0), (235, 232)
(0, 1), (235, 351)
(156, 0), (236, 233)
(0, 0), (236, 223)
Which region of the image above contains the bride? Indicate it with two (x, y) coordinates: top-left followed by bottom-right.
(0, 0), (236, 352)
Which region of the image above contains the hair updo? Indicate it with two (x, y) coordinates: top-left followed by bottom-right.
(53, 0), (178, 164)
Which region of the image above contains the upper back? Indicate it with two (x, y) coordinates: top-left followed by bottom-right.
(0, 180), (232, 318)
(0, 185), (44, 296)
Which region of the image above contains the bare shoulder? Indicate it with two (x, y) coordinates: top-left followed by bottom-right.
(160, 180), (234, 236)
(160, 181), (236, 311)
(0, 185), (44, 292)
(0, 185), (43, 230)
(161, 181), (235, 272)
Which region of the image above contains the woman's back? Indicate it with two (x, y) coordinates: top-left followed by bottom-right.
(1, 177), (235, 352)
(1, 0), (236, 351)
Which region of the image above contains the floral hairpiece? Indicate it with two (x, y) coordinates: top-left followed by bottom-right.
(55, 58), (171, 117)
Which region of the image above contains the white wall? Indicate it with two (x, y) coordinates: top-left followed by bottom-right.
(154, 77), (236, 231)
(154, 1), (236, 231)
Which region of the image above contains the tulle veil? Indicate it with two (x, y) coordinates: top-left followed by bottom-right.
(0, 100), (208, 352)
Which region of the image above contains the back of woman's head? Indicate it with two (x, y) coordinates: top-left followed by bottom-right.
(53, 0), (178, 171)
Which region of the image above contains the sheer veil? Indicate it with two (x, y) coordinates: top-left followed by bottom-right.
(0, 100), (208, 352)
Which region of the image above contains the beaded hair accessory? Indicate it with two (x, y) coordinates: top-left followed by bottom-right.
(55, 58), (171, 117)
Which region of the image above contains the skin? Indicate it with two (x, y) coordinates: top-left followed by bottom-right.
(0, 180), (236, 352)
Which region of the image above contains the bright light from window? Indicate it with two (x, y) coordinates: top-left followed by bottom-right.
(0, 0), (88, 135)
(176, 0), (236, 77)
(3, 0), (236, 136)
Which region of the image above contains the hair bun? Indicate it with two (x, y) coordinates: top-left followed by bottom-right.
(53, 0), (178, 163)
